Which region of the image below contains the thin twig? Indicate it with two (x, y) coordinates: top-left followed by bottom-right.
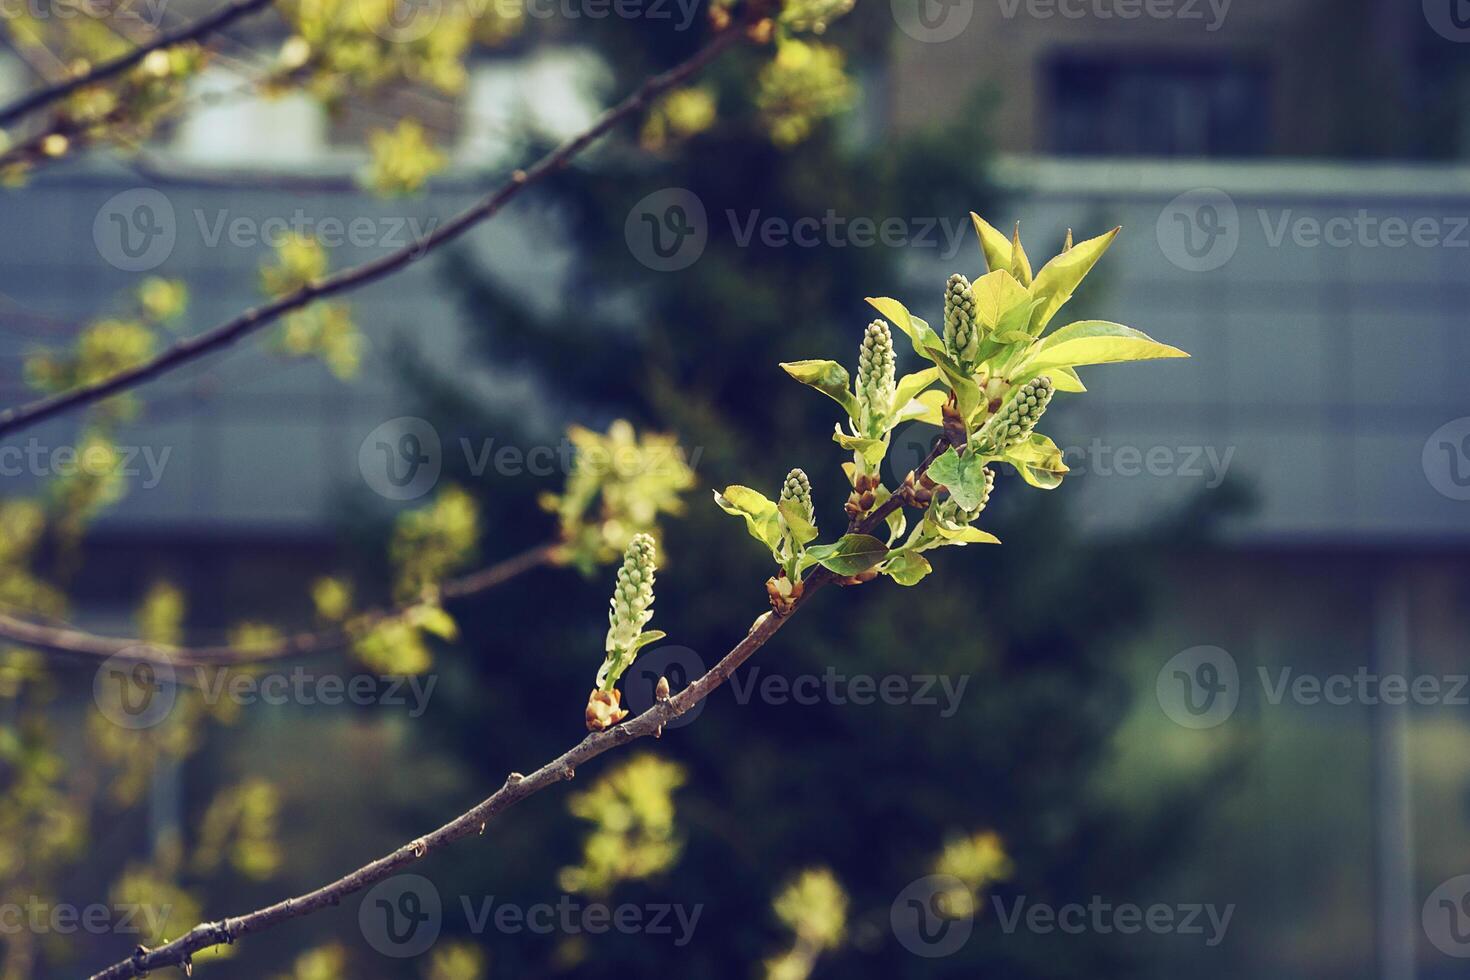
(0, 542), (560, 668)
(0, 0), (277, 129)
(0, 30), (745, 438)
(84, 442), (947, 980)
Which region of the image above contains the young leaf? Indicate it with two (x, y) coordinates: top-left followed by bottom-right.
(1009, 224), (1033, 286)
(802, 534), (889, 576)
(714, 486), (783, 551)
(930, 525), (1002, 545)
(1027, 227), (1120, 335)
(926, 448), (991, 511)
(894, 366), (940, 408)
(1001, 433), (1069, 490)
(883, 551), (932, 586)
(1026, 320), (1189, 371)
(778, 498), (819, 546)
(907, 389), (949, 426)
(921, 346), (983, 420)
(971, 270), (1031, 331)
(970, 213), (1014, 275)
(865, 297), (943, 358)
(780, 360), (857, 420)
(1012, 364), (1086, 392)
(832, 426), (888, 467)
(628, 630), (667, 654)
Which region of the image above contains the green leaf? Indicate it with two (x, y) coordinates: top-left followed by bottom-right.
(894, 367), (940, 408)
(415, 606), (458, 641)
(1028, 227), (1119, 335)
(1002, 433), (1069, 490)
(971, 270), (1030, 330)
(930, 525), (1002, 545)
(907, 389), (948, 426)
(1010, 225), (1033, 286)
(1010, 364), (1087, 393)
(780, 360), (857, 420)
(921, 346), (983, 420)
(803, 534), (889, 576)
(926, 447), (991, 510)
(714, 486), (783, 551)
(970, 213), (1014, 275)
(865, 297), (944, 358)
(1026, 320), (1189, 371)
(628, 630), (666, 654)
(778, 499), (819, 546)
(883, 551), (932, 586)
(832, 426), (889, 467)
(883, 495), (907, 544)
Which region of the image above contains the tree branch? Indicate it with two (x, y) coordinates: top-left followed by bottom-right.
(0, 30), (745, 438)
(84, 441), (947, 980)
(0, 0), (278, 129)
(0, 542), (560, 668)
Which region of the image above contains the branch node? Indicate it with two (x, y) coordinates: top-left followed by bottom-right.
(410, 838), (427, 858)
(561, 766), (576, 780)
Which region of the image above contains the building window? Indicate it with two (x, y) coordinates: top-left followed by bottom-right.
(1046, 52), (1270, 157)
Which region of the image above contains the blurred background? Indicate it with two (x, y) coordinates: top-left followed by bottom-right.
(1, 0), (1469, 976)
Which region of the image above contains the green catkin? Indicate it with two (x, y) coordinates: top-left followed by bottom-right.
(986, 376), (1054, 450)
(780, 468), (816, 529)
(856, 319), (896, 433)
(604, 533), (656, 661)
(943, 273), (979, 366)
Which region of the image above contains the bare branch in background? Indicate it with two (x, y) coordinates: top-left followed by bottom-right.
(0, 542), (560, 667)
(0, 0), (277, 129)
(0, 29), (745, 438)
